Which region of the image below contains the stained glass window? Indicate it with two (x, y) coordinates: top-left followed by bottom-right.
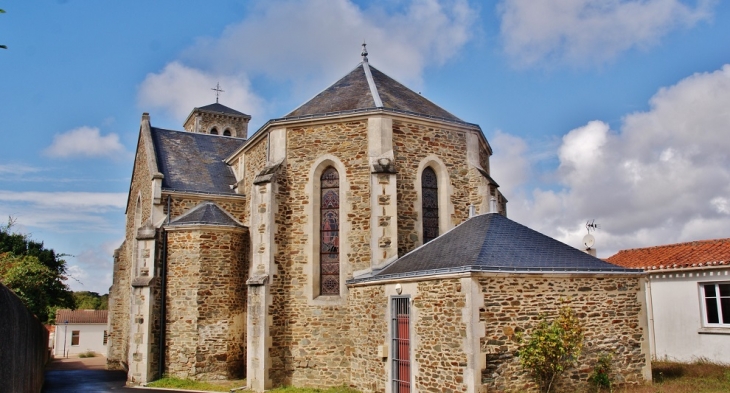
(320, 167), (340, 295)
(422, 167), (439, 243)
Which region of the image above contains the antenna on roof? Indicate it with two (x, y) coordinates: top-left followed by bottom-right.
(361, 40), (368, 63)
(586, 219), (600, 233)
(211, 82), (224, 103)
(583, 219), (599, 256)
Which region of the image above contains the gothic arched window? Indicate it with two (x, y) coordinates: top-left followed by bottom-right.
(422, 167), (439, 243)
(223, 129), (232, 136)
(210, 127), (219, 135)
(320, 167), (340, 295)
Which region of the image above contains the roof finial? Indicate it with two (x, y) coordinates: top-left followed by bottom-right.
(211, 82), (224, 103)
(361, 40), (368, 63)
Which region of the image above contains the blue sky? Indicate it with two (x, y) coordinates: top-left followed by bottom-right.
(1, 0), (729, 294)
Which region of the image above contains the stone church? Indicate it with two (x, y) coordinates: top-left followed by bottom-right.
(108, 47), (651, 392)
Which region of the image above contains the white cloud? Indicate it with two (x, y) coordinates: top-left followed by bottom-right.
(0, 190), (127, 233)
(498, 0), (716, 67)
(489, 130), (532, 197)
(502, 64), (730, 256)
(0, 164), (41, 175)
(65, 238), (123, 294)
(138, 62), (265, 121)
(137, 0), (477, 122)
(44, 126), (127, 159)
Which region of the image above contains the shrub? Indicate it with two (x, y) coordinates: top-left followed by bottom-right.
(78, 350), (96, 358)
(517, 306), (584, 393)
(589, 352), (613, 392)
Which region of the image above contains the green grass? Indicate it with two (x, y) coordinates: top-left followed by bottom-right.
(146, 377), (246, 392)
(617, 360), (730, 393)
(146, 378), (361, 393)
(77, 351), (96, 358)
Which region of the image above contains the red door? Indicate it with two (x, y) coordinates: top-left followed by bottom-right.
(393, 297), (410, 393)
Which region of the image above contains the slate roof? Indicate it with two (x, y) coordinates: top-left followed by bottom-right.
(607, 238), (730, 271)
(195, 102), (250, 118)
(167, 201), (243, 228)
(150, 127), (245, 195)
(55, 309), (108, 324)
(351, 213), (639, 283)
(285, 62), (461, 122)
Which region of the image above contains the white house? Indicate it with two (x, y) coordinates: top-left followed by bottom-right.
(53, 309), (108, 357)
(608, 238), (730, 363)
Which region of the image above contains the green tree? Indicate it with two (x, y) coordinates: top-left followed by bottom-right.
(73, 291), (108, 310)
(0, 219), (74, 323)
(517, 306), (584, 393)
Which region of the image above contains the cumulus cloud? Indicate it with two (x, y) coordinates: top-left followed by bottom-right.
(44, 126), (127, 159)
(498, 0), (716, 67)
(138, 62), (265, 121)
(137, 0), (477, 122)
(503, 65), (730, 256)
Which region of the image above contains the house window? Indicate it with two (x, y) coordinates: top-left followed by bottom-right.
(103, 330), (108, 345)
(421, 167), (439, 243)
(702, 283), (730, 326)
(223, 129), (232, 136)
(320, 167), (340, 295)
(71, 331), (80, 346)
(210, 127), (219, 135)
(391, 296), (411, 393)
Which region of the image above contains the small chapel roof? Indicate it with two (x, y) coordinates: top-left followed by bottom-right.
(167, 201), (243, 228)
(150, 127), (245, 195)
(285, 45), (461, 122)
(350, 213), (640, 283)
(194, 102), (251, 118)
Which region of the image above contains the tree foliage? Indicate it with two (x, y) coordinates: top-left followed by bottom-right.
(0, 219), (74, 322)
(517, 306), (584, 393)
(73, 291), (109, 310)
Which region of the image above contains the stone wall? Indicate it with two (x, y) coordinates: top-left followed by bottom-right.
(413, 279), (469, 393)
(392, 120), (483, 256)
(108, 128), (155, 370)
(164, 228), (248, 380)
(0, 283), (49, 393)
(349, 285), (388, 393)
(479, 275), (649, 392)
(264, 120), (371, 387)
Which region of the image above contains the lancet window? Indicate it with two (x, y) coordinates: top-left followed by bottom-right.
(422, 167), (439, 243)
(320, 167), (340, 295)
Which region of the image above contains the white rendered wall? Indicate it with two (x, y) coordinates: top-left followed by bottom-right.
(648, 269), (730, 363)
(53, 324), (108, 357)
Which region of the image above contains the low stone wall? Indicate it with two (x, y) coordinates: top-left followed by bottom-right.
(479, 275), (650, 392)
(0, 283), (49, 393)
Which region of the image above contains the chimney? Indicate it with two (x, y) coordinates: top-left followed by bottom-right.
(489, 196), (498, 214)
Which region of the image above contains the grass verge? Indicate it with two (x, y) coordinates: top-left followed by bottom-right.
(145, 377), (246, 392)
(618, 360), (730, 393)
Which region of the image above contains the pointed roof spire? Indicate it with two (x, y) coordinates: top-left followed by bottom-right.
(361, 40), (368, 63)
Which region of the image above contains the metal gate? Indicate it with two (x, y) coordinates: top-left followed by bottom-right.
(392, 296), (411, 393)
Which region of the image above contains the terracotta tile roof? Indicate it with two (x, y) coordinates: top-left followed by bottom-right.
(55, 309), (108, 324)
(606, 238), (730, 271)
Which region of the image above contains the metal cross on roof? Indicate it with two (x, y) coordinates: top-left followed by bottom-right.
(211, 82), (224, 103)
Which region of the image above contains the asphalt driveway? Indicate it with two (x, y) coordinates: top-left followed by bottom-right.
(42, 356), (193, 393)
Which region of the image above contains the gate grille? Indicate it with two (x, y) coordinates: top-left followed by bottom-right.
(392, 296), (411, 393)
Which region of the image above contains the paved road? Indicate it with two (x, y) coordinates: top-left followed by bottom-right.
(42, 357), (193, 393)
